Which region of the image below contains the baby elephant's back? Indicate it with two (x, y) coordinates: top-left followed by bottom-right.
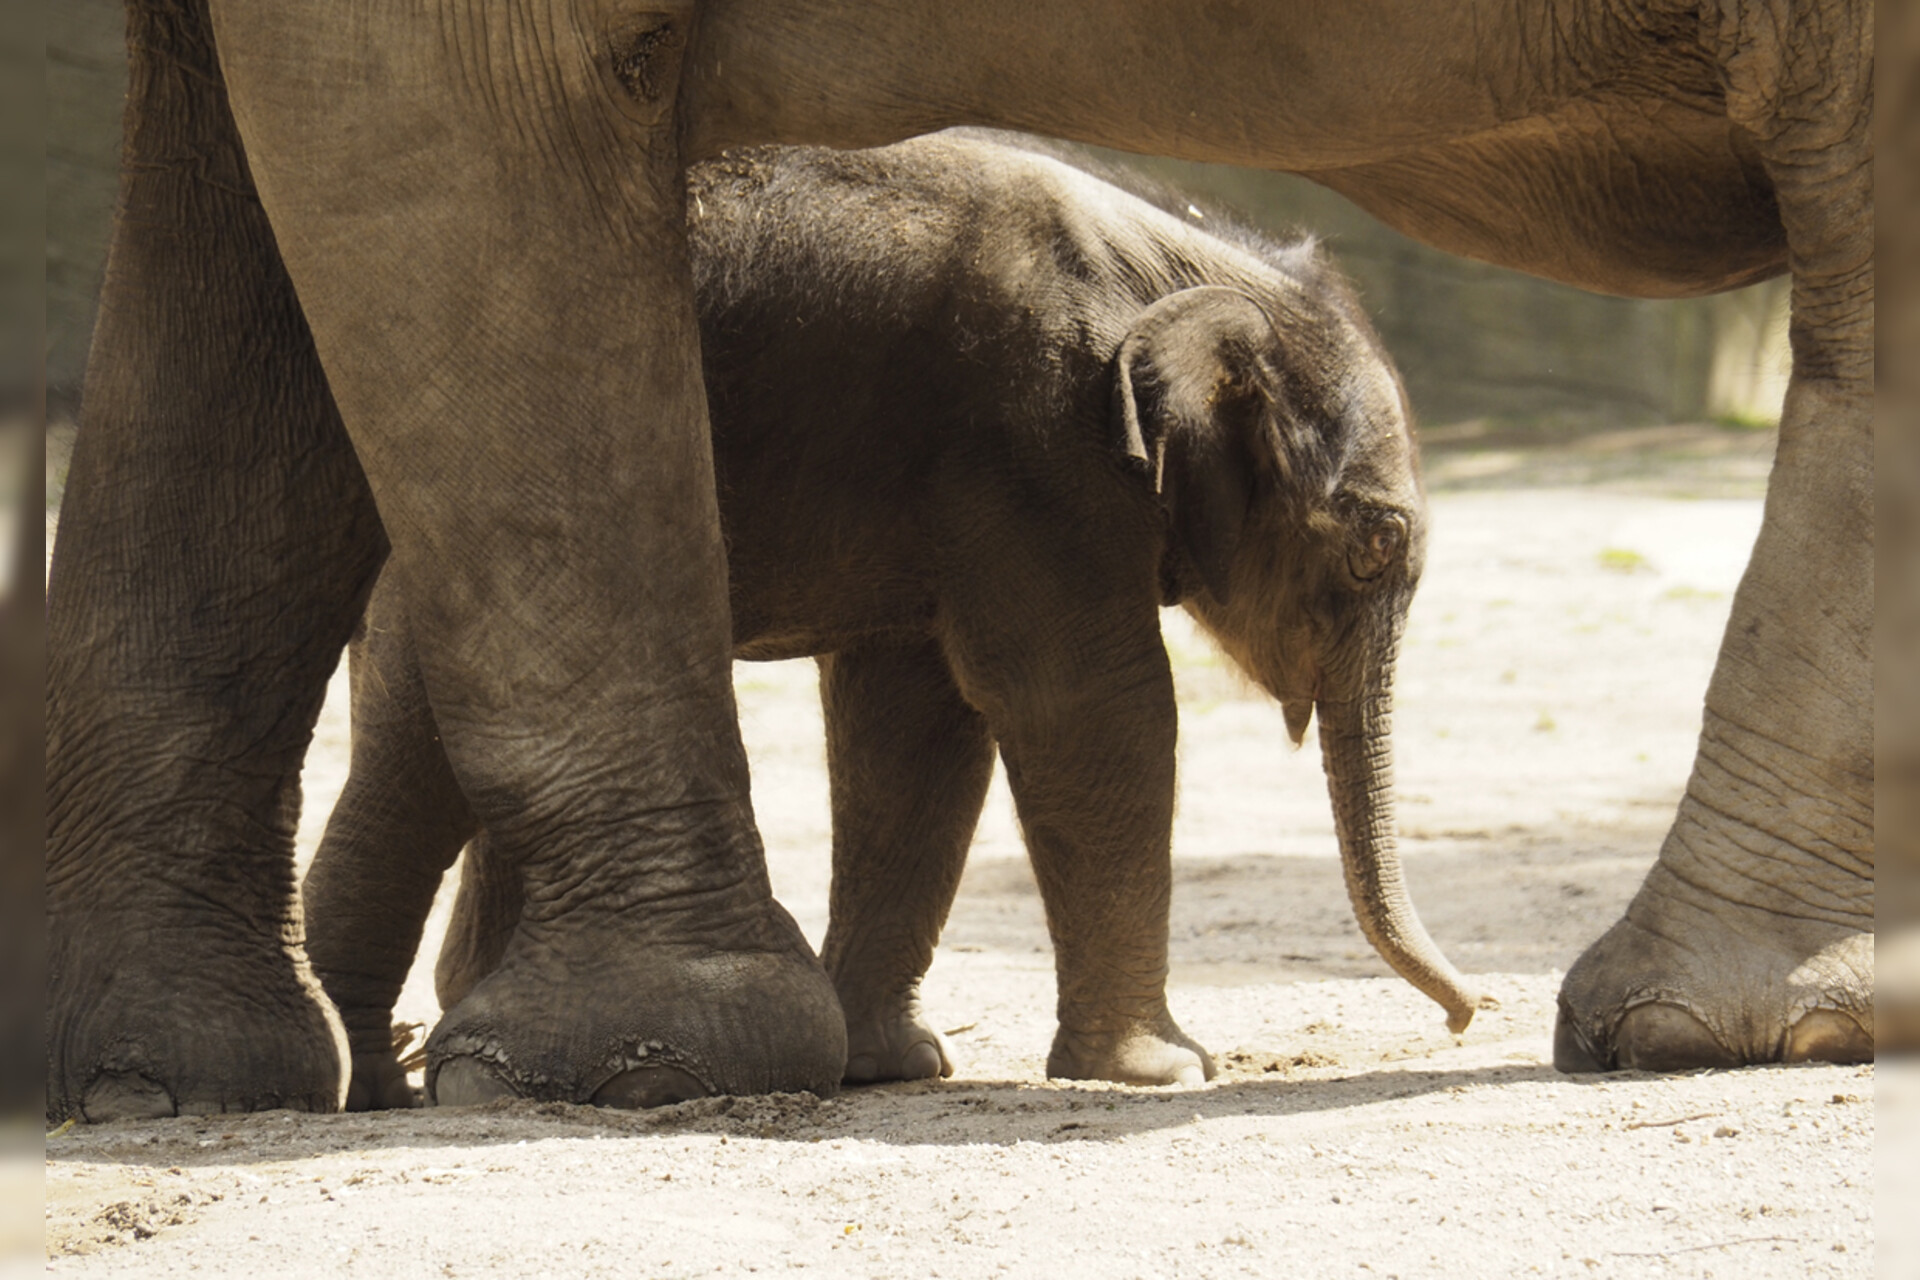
(684, 135), (1154, 414)
(682, 132), (1317, 449)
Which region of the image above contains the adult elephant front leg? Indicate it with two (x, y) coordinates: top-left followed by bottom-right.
(1556, 0), (1874, 1070)
(210, 0), (844, 1105)
(45, 0), (386, 1123)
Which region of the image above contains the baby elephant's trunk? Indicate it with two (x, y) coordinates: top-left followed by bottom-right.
(1315, 660), (1480, 1033)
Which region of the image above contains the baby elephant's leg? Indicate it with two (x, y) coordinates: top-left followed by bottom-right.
(817, 643), (995, 1083)
(943, 592), (1210, 1088)
(303, 576), (477, 1109)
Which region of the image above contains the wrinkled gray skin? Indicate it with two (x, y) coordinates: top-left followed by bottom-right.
(303, 136), (1475, 1108)
(45, 0), (1870, 1120)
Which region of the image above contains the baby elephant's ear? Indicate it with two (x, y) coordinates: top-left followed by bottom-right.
(1111, 287), (1278, 604)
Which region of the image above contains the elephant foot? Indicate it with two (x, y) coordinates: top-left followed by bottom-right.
(47, 917), (350, 1123)
(424, 908), (846, 1108)
(838, 986), (953, 1084)
(1554, 867), (1873, 1073)
(1047, 1014), (1215, 1087)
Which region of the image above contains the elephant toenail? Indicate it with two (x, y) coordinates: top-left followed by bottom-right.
(900, 1040), (947, 1081)
(1551, 1005), (1606, 1073)
(82, 1071), (177, 1123)
(1614, 1003), (1740, 1072)
(1784, 1010), (1873, 1064)
(431, 1057), (522, 1107)
(590, 1064), (707, 1109)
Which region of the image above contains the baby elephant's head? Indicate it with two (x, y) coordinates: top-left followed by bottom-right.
(1112, 279), (1477, 1033)
(1112, 280), (1424, 725)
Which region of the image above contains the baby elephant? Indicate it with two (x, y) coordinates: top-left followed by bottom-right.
(303, 131), (1478, 1109)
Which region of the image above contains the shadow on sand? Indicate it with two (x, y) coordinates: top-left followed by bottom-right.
(39, 1055), (1727, 1171)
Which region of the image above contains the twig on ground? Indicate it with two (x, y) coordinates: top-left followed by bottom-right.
(1622, 1111), (1716, 1130)
(1609, 1235), (1799, 1258)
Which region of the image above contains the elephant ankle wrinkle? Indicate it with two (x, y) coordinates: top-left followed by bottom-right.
(1657, 820), (1875, 928)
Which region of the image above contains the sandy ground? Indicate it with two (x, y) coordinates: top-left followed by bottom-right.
(39, 426), (1880, 1276)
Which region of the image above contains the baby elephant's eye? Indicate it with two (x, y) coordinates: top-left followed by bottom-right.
(1348, 512), (1407, 581)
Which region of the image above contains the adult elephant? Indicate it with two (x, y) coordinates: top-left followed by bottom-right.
(45, 0), (1871, 1119)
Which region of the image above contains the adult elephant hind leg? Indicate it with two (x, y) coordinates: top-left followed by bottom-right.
(209, 0), (843, 1106)
(1556, 3), (1874, 1071)
(817, 644), (996, 1084)
(44, 0), (386, 1122)
(303, 574), (478, 1110)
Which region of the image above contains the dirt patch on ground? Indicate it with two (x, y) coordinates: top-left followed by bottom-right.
(41, 428), (1876, 1277)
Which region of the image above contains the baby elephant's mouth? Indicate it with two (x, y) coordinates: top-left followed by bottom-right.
(1281, 696), (1314, 745)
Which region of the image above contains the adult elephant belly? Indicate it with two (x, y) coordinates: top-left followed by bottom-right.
(1301, 95), (1787, 297)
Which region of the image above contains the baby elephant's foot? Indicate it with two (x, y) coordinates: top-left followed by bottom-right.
(346, 1050), (420, 1111)
(841, 992), (953, 1084)
(1048, 1016), (1214, 1087)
